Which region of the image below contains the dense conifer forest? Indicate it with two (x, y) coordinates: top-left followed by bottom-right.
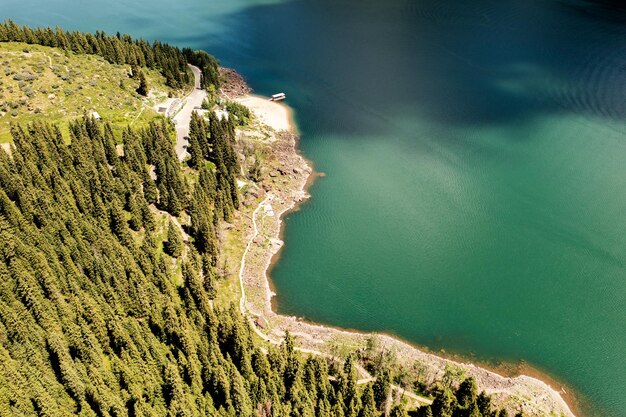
(0, 20), (220, 89)
(0, 24), (515, 417)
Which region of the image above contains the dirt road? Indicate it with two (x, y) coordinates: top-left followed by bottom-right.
(173, 64), (206, 161)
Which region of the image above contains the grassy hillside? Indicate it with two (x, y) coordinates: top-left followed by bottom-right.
(0, 41), (186, 143)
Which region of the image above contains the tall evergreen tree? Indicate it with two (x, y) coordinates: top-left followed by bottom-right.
(372, 368), (391, 410)
(163, 218), (183, 257)
(187, 111), (205, 169)
(359, 384), (376, 417)
(136, 69), (148, 96)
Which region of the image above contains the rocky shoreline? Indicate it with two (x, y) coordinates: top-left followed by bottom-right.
(219, 67), (252, 99)
(225, 83), (577, 417)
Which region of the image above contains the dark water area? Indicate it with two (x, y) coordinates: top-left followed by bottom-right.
(3, 0), (626, 415)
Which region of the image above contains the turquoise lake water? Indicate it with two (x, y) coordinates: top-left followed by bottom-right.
(3, 1), (626, 415)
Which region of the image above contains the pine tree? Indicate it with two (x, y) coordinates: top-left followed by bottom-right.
(142, 169), (158, 205)
(456, 377), (477, 409)
(477, 391), (492, 415)
(340, 355), (358, 410)
(358, 385), (376, 417)
(138, 194), (155, 232)
(127, 194), (143, 231)
(372, 368), (391, 410)
(468, 403), (482, 417)
(187, 112), (205, 169)
(204, 269), (217, 300)
(136, 69), (148, 96)
(430, 386), (456, 417)
(164, 219), (183, 257)
(390, 404), (409, 417)
(420, 405), (433, 417)
(110, 197), (133, 247)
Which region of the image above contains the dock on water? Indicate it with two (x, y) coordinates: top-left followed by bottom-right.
(270, 92), (286, 101)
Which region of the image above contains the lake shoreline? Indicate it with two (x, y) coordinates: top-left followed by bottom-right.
(229, 84), (578, 417)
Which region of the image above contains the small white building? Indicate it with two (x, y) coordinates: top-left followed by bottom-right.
(90, 111), (101, 120)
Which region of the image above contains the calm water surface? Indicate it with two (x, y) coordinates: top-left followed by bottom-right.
(4, 1), (626, 415)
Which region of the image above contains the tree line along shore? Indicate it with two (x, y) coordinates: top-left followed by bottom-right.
(0, 22), (571, 417)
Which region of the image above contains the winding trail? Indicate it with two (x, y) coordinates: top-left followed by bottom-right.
(238, 194), (272, 316)
(237, 193), (433, 406)
(43, 52), (52, 69)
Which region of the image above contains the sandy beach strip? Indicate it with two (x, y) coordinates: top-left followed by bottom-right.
(235, 95), (296, 134)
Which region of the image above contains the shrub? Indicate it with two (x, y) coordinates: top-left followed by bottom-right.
(226, 101), (251, 126)
(10, 109), (18, 117)
(201, 98), (213, 110)
(14, 71), (37, 82)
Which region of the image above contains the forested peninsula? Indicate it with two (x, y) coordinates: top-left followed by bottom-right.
(0, 22), (573, 417)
